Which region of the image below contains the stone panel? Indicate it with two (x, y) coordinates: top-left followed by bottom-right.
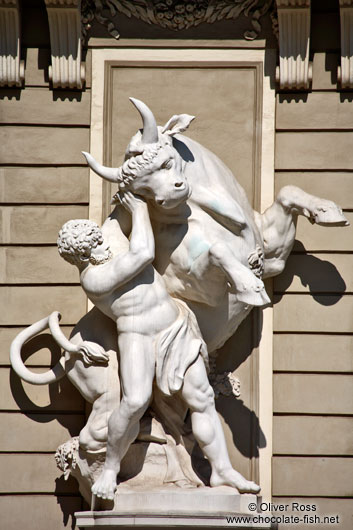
(275, 132), (353, 170)
(0, 413), (85, 451)
(276, 92), (353, 130)
(0, 87), (90, 125)
(275, 172), (353, 209)
(273, 334), (353, 373)
(0, 247), (79, 284)
(273, 254), (353, 293)
(0, 286), (86, 325)
(0, 495), (82, 530)
(1, 367), (85, 412)
(0, 205), (88, 244)
(273, 457), (353, 497)
(273, 416), (353, 455)
(0, 127), (89, 165)
(273, 374), (353, 414)
(0, 454), (78, 493)
(110, 65), (260, 205)
(274, 294), (353, 333)
(0, 167), (89, 204)
(293, 213), (353, 251)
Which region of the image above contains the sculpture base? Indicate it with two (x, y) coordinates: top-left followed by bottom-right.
(75, 486), (272, 528)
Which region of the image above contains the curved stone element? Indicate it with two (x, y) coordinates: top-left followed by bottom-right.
(45, 0), (85, 89)
(275, 0), (312, 91)
(338, 0), (353, 89)
(0, 0), (24, 87)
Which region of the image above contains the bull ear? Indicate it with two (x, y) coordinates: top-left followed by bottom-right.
(162, 114), (195, 136)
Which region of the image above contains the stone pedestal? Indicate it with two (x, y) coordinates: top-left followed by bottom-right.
(75, 487), (272, 529)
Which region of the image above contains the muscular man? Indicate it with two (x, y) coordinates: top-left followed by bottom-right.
(57, 192), (260, 500)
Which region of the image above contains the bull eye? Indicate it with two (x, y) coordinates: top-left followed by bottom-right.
(161, 158), (173, 170)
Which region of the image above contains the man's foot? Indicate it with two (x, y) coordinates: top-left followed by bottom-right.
(303, 199), (349, 227)
(210, 468), (261, 494)
(91, 468), (117, 500)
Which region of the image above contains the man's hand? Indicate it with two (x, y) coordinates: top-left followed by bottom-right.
(119, 191), (147, 214)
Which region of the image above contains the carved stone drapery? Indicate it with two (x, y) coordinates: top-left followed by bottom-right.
(338, 0), (353, 89)
(0, 0), (24, 87)
(81, 0), (275, 41)
(45, 0), (85, 89)
(275, 0), (312, 91)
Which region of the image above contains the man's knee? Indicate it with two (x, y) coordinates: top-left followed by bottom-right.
(121, 391), (151, 418)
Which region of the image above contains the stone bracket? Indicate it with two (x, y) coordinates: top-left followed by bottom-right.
(45, 0), (85, 89)
(0, 0), (24, 87)
(338, 0), (353, 89)
(275, 0), (312, 91)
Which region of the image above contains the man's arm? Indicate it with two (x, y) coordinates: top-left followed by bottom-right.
(83, 193), (155, 296)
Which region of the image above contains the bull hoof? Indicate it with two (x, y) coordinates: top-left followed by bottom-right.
(307, 201), (349, 227)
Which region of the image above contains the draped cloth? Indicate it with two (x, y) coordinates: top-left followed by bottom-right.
(155, 298), (209, 396)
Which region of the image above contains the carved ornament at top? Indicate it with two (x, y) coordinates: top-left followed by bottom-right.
(0, 0), (24, 87)
(44, 0), (85, 89)
(275, 0), (312, 90)
(338, 0), (353, 89)
(81, 0), (275, 41)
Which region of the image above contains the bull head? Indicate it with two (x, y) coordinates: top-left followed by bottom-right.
(82, 97), (194, 185)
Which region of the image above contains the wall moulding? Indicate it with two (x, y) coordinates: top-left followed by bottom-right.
(338, 0), (353, 89)
(88, 47), (276, 502)
(45, 0), (86, 89)
(275, 0), (312, 91)
(0, 0), (24, 87)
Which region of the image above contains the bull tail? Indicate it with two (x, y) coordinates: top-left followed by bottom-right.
(10, 311), (77, 385)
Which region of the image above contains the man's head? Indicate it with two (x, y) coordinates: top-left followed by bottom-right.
(57, 219), (111, 268)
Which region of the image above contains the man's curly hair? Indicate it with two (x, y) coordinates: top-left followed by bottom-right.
(57, 219), (103, 267)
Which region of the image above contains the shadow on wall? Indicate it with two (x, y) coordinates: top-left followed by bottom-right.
(9, 333), (85, 434)
(55, 486), (85, 530)
(273, 240), (346, 305)
(214, 311), (266, 459)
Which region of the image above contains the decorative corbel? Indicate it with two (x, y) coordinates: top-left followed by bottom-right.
(338, 0), (353, 89)
(44, 0), (85, 89)
(275, 0), (312, 91)
(0, 0), (24, 87)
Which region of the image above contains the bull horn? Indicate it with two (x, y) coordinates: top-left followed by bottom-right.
(129, 97), (158, 144)
(10, 313), (66, 385)
(82, 151), (119, 183)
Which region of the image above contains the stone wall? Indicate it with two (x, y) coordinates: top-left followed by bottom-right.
(272, 1), (353, 527)
(0, 1), (90, 527)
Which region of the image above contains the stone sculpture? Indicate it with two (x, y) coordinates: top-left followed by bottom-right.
(10, 97), (349, 510)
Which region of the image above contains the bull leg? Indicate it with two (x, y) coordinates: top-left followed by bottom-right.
(257, 185), (349, 279)
(209, 242), (270, 306)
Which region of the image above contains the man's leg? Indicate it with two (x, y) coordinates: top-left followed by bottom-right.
(181, 356), (260, 493)
(257, 185), (348, 278)
(92, 334), (155, 499)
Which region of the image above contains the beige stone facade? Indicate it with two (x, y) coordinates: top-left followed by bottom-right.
(1, 1), (352, 528)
